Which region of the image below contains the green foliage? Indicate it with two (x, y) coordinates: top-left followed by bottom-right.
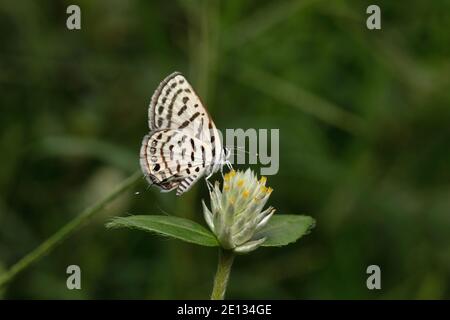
(106, 214), (314, 249)
(106, 215), (219, 247)
(258, 215), (315, 247)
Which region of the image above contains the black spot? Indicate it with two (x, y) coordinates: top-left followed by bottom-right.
(194, 104), (199, 108)
(191, 152), (195, 161)
(158, 106), (164, 114)
(189, 112), (200, 122)
(184, 88), (191, 93)
(179, 79), (185, 84)
(162, 97), (167, 103)
(201, 146), (206, 167)
(186, 169), (191, 174)
(180, 120), (190, 129)
(157, 133), (163, 139)
(182, 96), (189, 104)
(177, 163), (181, 172)
(157, 119), (163, 127)
(195, 167), (200, 172)
(150, 147), (156, 154)
(171, 82), (177, 88)
(167, 89), (182, 127)
(211, 135), (215, 143)
(153, 164), (160, 171)
(190, 138), (195, 150)
(178, 105), (187, 116)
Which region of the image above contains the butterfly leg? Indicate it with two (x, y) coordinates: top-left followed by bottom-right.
(226, 160), (233, 170)
(205, 174), (214, 194)
(205, 171), (213, 180)
(206, 180), (214, 194)
(220, 164), (224, 178)
(142, 173), (155, 191)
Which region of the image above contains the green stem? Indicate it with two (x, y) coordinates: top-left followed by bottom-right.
(210, 248), (235, 300)
(0, 170), (142, 289)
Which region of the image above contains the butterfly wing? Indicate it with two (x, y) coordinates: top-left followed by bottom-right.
(140, 129), (213, 194)
(148, 72), (222, 166)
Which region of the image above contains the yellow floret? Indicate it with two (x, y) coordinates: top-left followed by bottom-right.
(259, 176), (267, 185)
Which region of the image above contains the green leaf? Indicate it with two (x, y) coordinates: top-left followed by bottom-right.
(106, 215), (219, 247)
(256, 215), (315, 247)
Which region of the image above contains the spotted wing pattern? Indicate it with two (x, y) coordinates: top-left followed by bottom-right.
(149, 72), (221, 161)
(141, 72), (224, 195)
(140, 129), (213, 195)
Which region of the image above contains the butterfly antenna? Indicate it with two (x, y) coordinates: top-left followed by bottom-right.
(230, 146), (259, 157)
(228, 147), (257, 169)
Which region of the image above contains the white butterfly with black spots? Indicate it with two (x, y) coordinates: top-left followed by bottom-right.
(140, 72), (231, 195)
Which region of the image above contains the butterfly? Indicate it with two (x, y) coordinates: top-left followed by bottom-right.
(140, 72), (231, 196)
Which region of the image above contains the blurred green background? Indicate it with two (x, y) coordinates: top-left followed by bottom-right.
(1, 0), (450, 299)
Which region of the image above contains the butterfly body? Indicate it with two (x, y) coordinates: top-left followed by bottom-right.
(140, 72), (229, 195)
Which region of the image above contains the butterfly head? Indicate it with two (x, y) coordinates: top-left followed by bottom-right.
(224, 147), (231, 160)
(223, 147), (233, 170)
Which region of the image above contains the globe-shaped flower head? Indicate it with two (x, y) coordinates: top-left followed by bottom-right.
(202, 169), (275, 254)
